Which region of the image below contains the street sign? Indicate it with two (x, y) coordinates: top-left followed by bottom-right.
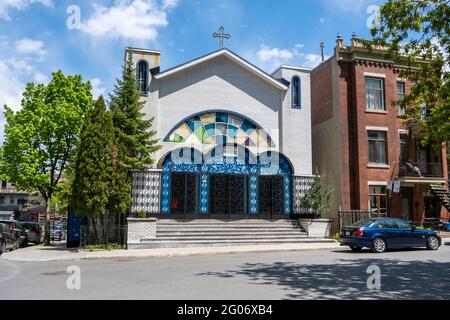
(393, 181), (401, 193)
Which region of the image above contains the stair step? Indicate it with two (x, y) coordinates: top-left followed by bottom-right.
(157, 230), (305, 235)
(153, 235), (308, 240)
(132, 239), (335, 249)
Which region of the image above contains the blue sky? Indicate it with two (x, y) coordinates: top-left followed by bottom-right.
(0, 0), (385, 142)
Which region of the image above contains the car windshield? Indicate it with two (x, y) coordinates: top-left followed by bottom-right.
(349, 219), (374, 228)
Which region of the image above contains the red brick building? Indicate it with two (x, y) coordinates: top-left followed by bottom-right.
(311, 36), (449, 223)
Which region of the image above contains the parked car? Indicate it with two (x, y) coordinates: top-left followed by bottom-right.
(0, 220), (28, 248)
(0, 222), (17, 254)
(339, 218), (441, 253)
(50, 225), (65, 241)
(21, 222), (42, 244)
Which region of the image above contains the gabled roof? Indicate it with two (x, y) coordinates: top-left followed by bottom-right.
(153, 48), (288, 91)
(271, 65), (312, 76)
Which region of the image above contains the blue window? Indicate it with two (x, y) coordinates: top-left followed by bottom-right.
(291, 76), (301, 109)
(137, 60), (148, 94)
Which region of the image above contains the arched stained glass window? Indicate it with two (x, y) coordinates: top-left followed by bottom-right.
(137, 60), (148, 94)
(164, 112), (274, 148)
(291, 76), (301, 109)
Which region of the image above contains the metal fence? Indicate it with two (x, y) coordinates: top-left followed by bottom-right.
(80, 225), (127, 248)
(338, 210), (372, 231)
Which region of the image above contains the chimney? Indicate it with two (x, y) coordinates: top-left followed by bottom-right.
(320, 42), (325, 62)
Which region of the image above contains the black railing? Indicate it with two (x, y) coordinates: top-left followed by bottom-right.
(80, 225), (127, 248)
(338, 210), (373, 230)
(399, 162), (443, 178)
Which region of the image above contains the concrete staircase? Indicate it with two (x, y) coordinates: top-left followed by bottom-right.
(430, 184), (450, 211)
(137, 219), (334, 249)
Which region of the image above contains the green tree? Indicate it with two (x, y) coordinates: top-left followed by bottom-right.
(0, 71), (93, 245)
(301, 171), (332, 218)
(109, 52), (161, 216)
(371, 0), (449, 144)
(72, 96), (114, 221)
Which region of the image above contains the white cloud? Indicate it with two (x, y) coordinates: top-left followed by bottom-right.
(79, 0), (178, 40)
(251, 44), (328, 72)
(0, 59), (25, 111)
(303, 54), (327, 68)
(162, 0), (179, 9)
(257, 45), (296, 62)
(0, 0), (53, 21)
(15, 38), (46, 59)
(90, 78), (106, 99)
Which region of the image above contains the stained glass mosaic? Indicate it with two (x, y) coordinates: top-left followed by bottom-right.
(165, 112), (273, 148)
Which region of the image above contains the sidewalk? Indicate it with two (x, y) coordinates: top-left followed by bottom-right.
(1, 240), (341, 262)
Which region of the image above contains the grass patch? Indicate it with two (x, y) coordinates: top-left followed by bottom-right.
(86, 243), (126, 252)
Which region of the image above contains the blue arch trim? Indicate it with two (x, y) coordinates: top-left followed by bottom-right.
(291, 76), (301, 109)
(160, 148), (293, 215)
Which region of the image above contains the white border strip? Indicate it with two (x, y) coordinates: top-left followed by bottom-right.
(366, 126), (388, 131)
(364, 72), (386, 78)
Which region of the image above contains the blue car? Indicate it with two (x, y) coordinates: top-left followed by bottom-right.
(339, 218), (441, 253)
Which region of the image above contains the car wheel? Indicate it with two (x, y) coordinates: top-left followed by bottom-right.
(426, 235), (439, 250)
(371, 238), (387, 253)
(350, 245), (362, 251)
(0, 242), (5, 255)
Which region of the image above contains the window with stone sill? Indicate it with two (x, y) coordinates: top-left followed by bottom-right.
(369, 185), (387, 217)
(397, 82), (405, 115)
(365, 77), (385, 111)
(368, 131), (387, 164)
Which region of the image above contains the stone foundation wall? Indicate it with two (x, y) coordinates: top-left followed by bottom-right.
(127, 218), (157, 244)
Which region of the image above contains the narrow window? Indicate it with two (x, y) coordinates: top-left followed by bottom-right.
(397, 82), (405, 115)
(399, 134), (408, 166)
(291, 76), (301, 108)
(365, 77), (385, 111)
(136, 60), (148, 94)
(369, 185), (387, 217)
(368, 131), (387, 164)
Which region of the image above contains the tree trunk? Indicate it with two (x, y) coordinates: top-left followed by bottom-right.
(43, 197), (51, 245)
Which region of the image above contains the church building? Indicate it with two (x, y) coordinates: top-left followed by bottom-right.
(129, 45), (315, 219)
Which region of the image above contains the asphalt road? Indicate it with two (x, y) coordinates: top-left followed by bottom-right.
(1, 245), (450, 300)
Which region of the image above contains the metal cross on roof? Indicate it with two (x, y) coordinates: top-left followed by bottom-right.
(213, 26), (231, 49)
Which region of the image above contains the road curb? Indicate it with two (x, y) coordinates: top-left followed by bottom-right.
(1, 242), (342, 262)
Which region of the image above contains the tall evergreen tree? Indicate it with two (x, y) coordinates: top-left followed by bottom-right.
(110, 52), (160, 170)
(72, 96), (114, 219)
(109, 51), (161, 216)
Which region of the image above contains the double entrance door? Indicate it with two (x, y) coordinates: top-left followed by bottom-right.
(258, 175), (285, 217)
(210, 174), (247, 215)
(170, 173), (285, 216)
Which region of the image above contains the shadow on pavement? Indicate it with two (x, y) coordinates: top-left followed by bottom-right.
(196, 258), (450, 300)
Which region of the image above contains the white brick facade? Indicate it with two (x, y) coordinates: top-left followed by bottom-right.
(127, 48), (313, 176)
